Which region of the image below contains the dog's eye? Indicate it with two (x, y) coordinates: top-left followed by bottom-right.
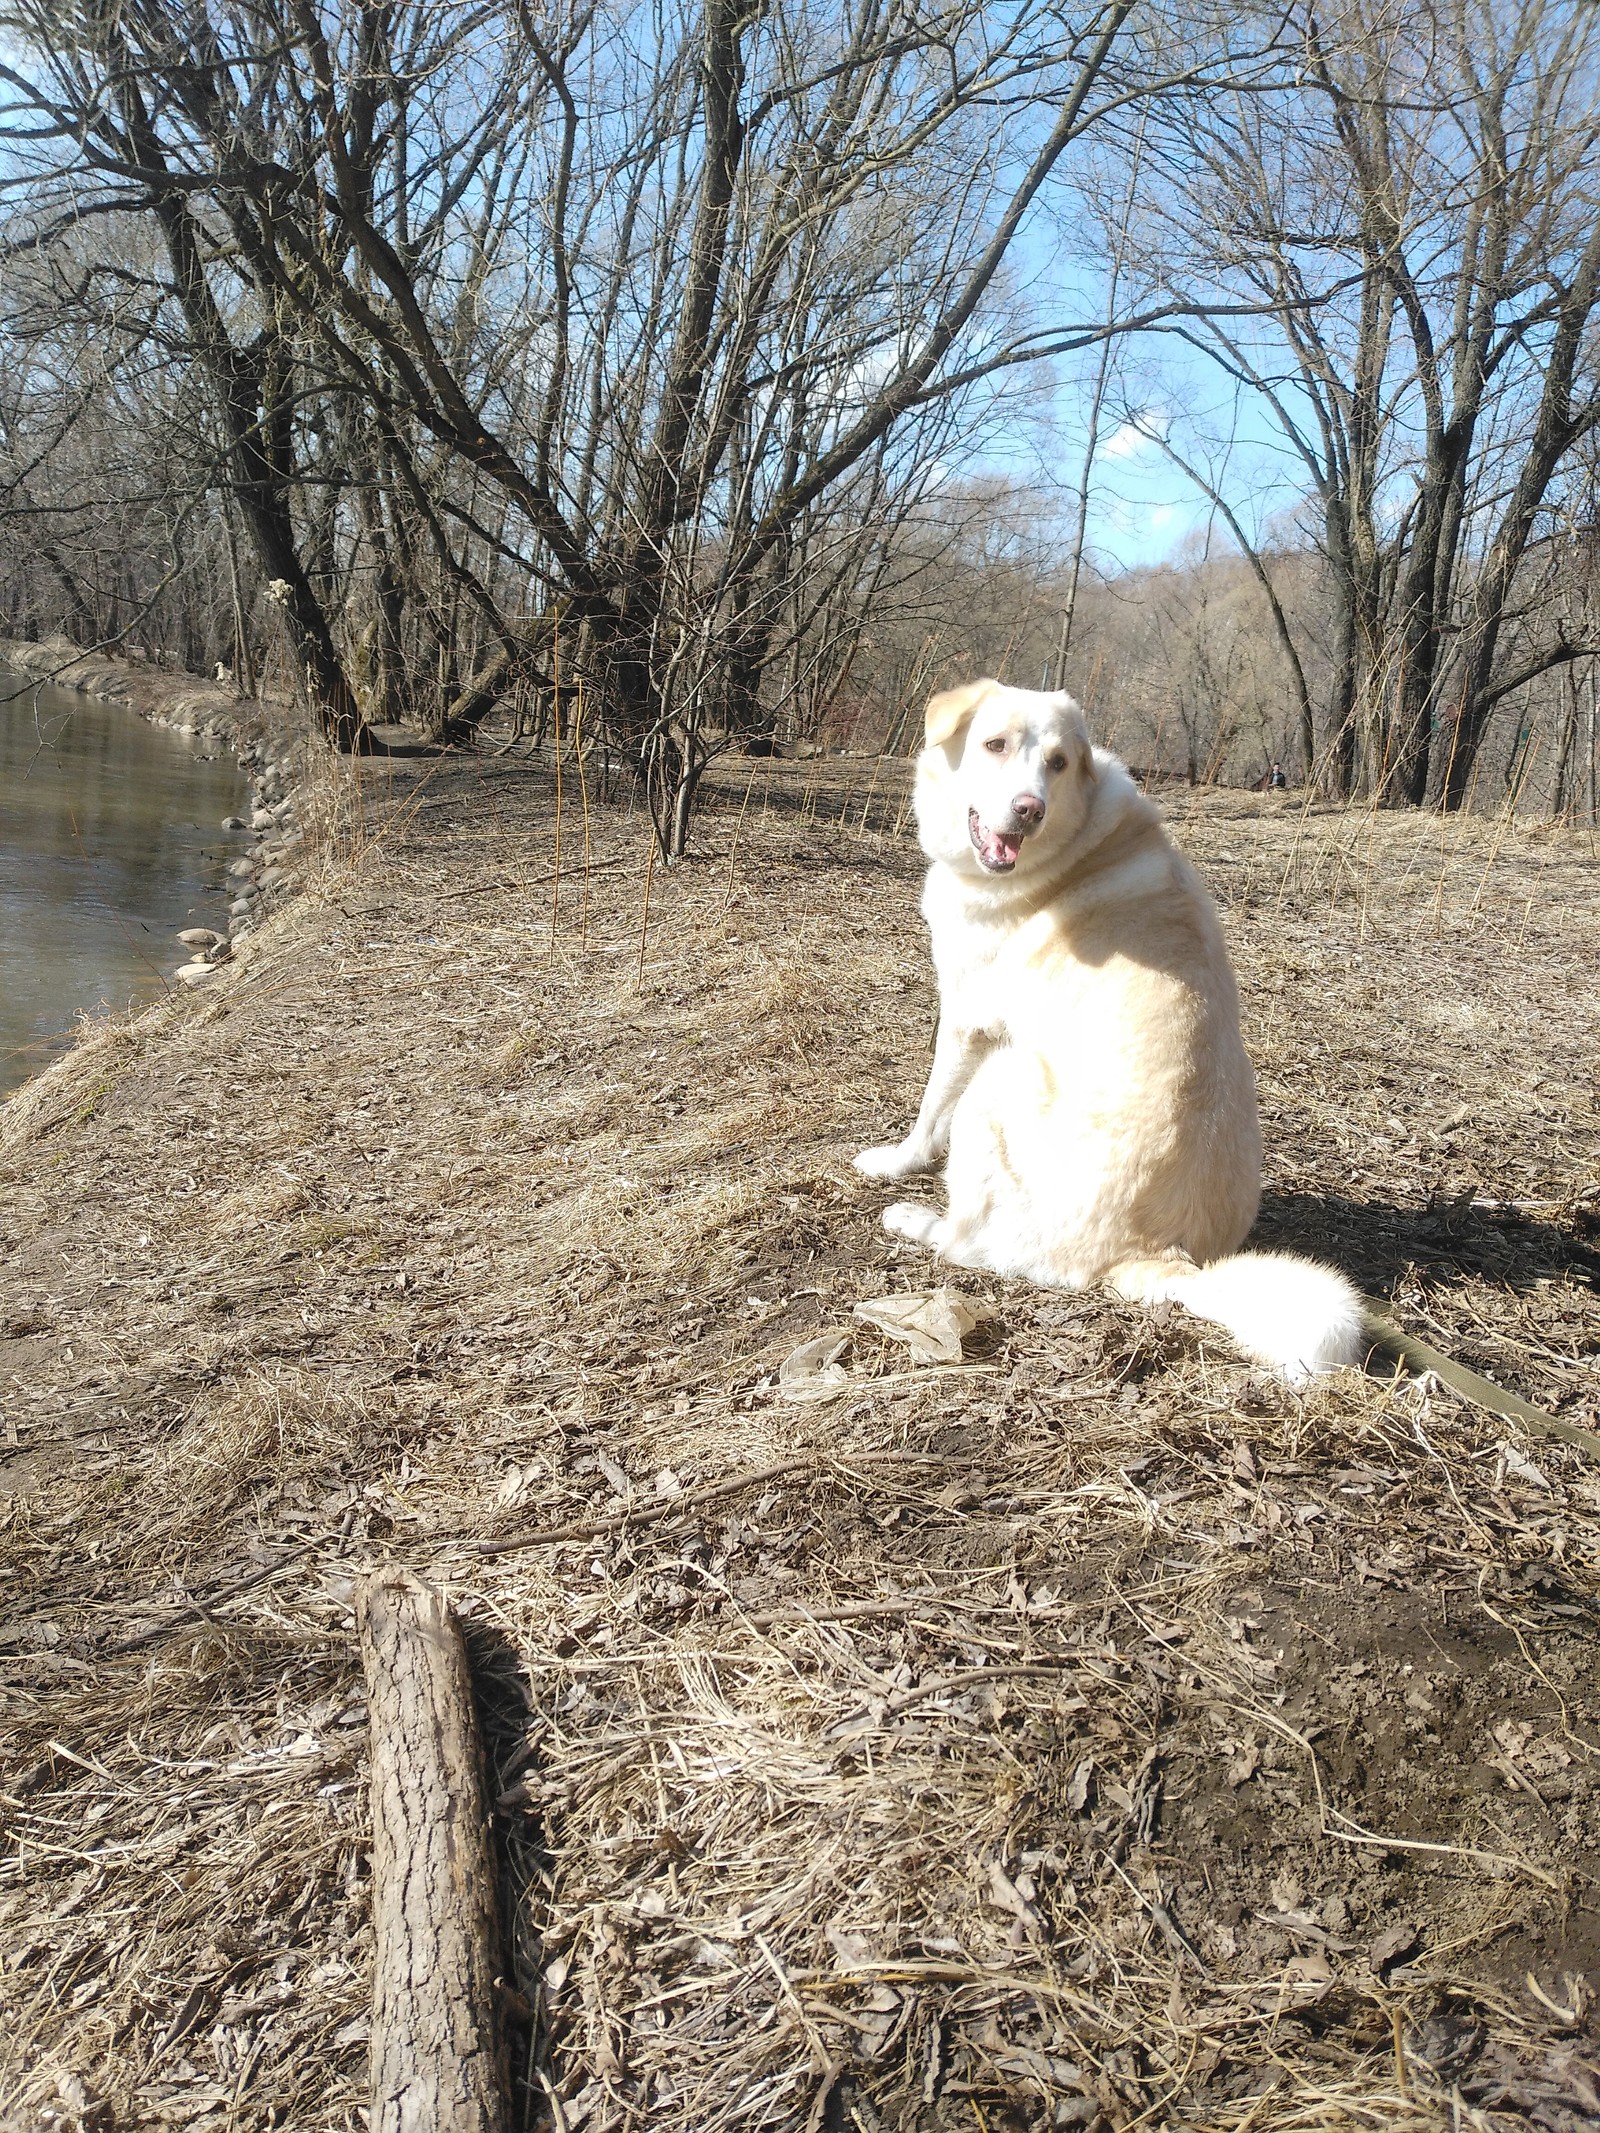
(983, 735), (1008, 756)
(1045, 752), (1067, 775)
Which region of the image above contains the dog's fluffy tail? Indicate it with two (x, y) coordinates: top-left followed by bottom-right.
(1110, 1251), (1367, 1386)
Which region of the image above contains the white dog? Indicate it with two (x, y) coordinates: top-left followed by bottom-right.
(855, 679), (1365, 1383)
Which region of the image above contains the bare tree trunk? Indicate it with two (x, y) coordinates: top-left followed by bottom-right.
(110, 61), (367, 748)
(39, 544), (99, 645)
(1435, 227), (1600, 807)
(1552, 663), (1580, 818)
(357, 1568), (509, 2133)
(221, 503), (257, 698)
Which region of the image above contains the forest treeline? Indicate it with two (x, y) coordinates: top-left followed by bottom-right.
(2, 0), (1598, 845)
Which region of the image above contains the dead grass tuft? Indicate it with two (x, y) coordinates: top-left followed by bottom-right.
(0, 1018), (158, 1153)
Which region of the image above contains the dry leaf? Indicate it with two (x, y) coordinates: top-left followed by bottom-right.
(986, 1857), (1040, 1927)
(826, 1925), (872, 1970)
(1369, 1919), (1421, 1975)
(596, 1451), (631, 1495)
(1497, 1442), (1552, 1491)
(853, 1288), (981, 1365)
(1226, 1741), (1261, 1787)
(777, 1330), (852, 1402)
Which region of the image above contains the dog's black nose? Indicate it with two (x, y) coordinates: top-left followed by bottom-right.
(1011, 793), (1045, 825)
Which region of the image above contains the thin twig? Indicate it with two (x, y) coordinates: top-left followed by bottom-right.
(722, 761), (758, 914)
(471, 1454), (873, 1560)
(548, 614), (564, 958)
(636, 835), (658, 988)
(108, 1540), (323, 1654)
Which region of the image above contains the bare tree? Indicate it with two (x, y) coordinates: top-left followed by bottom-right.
(1115, 0), (1600, 806)
(4, 0), (1245, 849)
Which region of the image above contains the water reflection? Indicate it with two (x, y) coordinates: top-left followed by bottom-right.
(0, 669), (246, 1096)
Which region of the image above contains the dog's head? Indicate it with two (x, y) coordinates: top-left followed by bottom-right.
(915, 678), (1096, 878)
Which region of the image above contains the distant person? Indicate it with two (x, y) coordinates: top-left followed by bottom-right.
(1269, 759), (1288, 789)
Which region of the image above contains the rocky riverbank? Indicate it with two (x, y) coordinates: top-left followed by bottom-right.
(174, 737), (307, 986)
(0, 634), (308, 985)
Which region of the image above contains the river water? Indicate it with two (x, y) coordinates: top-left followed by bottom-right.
(1, 670), (245, 1098)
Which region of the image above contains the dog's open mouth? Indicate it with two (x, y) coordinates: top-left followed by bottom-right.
(968, 809), (1025, 873)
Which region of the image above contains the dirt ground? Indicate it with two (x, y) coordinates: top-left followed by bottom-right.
(2, 741), (1598, 2132)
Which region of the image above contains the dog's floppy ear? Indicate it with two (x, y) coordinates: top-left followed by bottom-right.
(1055, 693), (1096, 782)
(924, 678), (997, 751)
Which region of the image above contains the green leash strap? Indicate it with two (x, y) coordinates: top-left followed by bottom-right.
(1361, 1296), (1600, 1461)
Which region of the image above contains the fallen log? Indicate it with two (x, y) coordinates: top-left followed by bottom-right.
(357, 1567), (509, 2133)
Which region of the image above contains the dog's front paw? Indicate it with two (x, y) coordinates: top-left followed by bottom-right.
(883, 1200), (940, 1245)
(854, 1141), (932, 1181)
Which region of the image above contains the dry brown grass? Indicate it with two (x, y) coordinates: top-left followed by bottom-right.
(2, 746), (1598, 2132)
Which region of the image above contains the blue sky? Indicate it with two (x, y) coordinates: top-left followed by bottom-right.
(1032, 335), (1316, 576)
(1072, 409), (1198, 569)
(983, 172), (1323, 578)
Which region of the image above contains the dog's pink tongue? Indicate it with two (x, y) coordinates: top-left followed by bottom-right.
(981, 825), (1021, 868)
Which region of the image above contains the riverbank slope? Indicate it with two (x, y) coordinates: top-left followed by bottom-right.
(3, 750), (1599, 2131)
(0, 634), (281, 755)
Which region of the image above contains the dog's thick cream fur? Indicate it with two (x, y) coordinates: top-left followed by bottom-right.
(856, 679), (1365, 1383)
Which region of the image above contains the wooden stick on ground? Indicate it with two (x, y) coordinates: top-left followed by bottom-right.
(357, 1567), (509, 2133)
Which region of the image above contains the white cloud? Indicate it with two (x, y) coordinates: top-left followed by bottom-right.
(1099, 410), (1171, 460)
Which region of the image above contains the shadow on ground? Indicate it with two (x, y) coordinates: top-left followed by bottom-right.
(1254, 1185), (1600, 1297)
